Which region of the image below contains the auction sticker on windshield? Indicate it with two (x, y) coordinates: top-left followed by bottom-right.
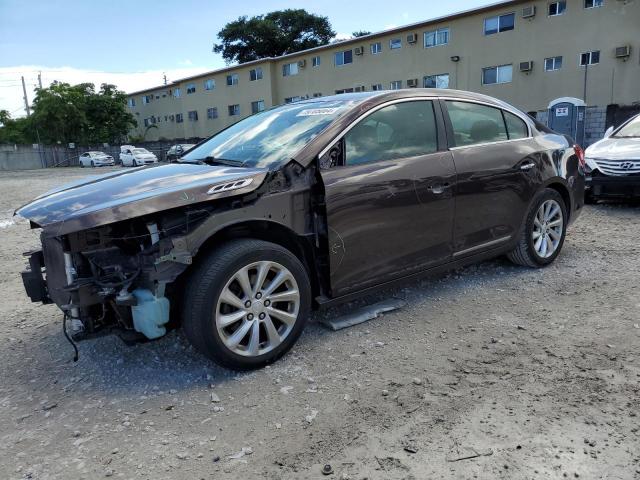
(296, 107), (342, 116)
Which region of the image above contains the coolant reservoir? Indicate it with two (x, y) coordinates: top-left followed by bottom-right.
(131, 289), (170, 339)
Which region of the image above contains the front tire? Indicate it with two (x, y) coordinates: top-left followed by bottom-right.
(507, 188), (567, 267)
(182, 239), (311, 370)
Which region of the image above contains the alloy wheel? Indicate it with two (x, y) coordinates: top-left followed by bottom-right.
(532, 199), (563, 258)
(215, 261), (300, 357)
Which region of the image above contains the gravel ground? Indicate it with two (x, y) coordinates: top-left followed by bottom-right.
(0, 167), (639, 480)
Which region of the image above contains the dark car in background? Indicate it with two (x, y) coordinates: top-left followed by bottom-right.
(167, 143), (196, 162)
(584, 113), (640, 202)
(16, 89), (585, 370)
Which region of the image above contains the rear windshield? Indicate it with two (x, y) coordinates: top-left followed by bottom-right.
(133, 148), (149, 154)
(182, 99), (362, 168)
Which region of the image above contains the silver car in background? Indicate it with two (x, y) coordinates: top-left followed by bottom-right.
(585, 113), (640, 202)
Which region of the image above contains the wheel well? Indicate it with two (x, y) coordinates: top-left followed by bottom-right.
(546, 182), (572, 221)
(191, 221), (321, 298)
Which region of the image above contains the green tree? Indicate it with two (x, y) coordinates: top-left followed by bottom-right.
(213, 9), (335, 64)
(0, 110), (32, 144)
(352, 30), (371, 37)
(27, 81), (136, 145)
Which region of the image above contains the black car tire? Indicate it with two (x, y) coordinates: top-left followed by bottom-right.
(182, 239), (311, 370)
(507, 188), (567, 268)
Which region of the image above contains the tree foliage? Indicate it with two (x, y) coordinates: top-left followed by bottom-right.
(352, 30), (372, 38)
(0, 82), (136, 145)
(213, 9), (335, 64)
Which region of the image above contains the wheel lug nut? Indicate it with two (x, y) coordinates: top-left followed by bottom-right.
(255, 292), (262, 299)
(244, 300), (251, 308)
(264, 300), (270, 307)
(259, 313), (266, 320)
(247, 313), (254, 320)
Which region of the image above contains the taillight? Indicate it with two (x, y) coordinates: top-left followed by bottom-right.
(574, 144), (586, 169)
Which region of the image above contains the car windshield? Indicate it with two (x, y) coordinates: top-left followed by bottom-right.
(181, 98), (361, 168)
(133, 148), (148, 154)
(613, 115), (640, 138)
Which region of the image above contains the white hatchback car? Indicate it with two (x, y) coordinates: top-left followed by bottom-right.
(119, 146), (158, 167)
(79, 151), (115, 167)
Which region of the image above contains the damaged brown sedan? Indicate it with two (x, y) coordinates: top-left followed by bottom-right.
(16, 89), (585, 369)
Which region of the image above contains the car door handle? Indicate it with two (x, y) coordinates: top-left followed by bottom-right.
(428, 182), (450, 194)
(520, 162), (536, 171)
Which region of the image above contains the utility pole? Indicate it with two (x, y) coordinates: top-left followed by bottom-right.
(163, 73), (167, 86)
(21, 76), (31, 116)
(38, 71), (43, 89)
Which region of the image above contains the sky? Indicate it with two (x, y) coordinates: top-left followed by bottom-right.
(0, 0), (497, 117)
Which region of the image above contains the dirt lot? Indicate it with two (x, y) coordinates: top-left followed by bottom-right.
(0, 167), (638, 480)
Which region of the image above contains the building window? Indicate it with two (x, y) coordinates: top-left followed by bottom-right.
(579, 50), (600, 65)
(228, 104), (240, 116)
(312, 92), (323, 97)
(584, 0), (603, 8)
(371, 83), (384, 91)
(250, 67), (263, 81)
(282, 62), (299, 76)
(251, 100), (265, 114)
(284, 96), (302, 103)
(390, 80), (402, 90)
(484, 13), (515, 35)
(371, 42), (382, 54)
(548, 1), (566, 15)
(188, 110), (198, 121)
(128, 98), (136, 107)
(389, 38), (402, 49)
(424, 28), (449, 48)
(173, 88), (181, 98)
(186, 83), (196, 94)
(312, 56), (321, 67)
(204, 79), (215, 90)
(176, 113), (184, 123)
(482, 64), (513, 85)
(334, 50), (353, 66)
(142, 94), (153, 104)
(544, 56), (563, 71)
(207, 107), (218, 119)
(143, 118), (150, 127)
(424, 73), (450, 88)
(335, 88), (354, 94)
(226, 73), (239, 86)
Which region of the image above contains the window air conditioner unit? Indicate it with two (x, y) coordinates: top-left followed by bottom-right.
(354, 46), (364, 56)
(615, 45), (631, 58)
(522, 5), (536, 18)
(407, 33), (418, 44)
(519, 61), (534, 72)
(297, 59), (306, 68)
(407, 78), (418, 88)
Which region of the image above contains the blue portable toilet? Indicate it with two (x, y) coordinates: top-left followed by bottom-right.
(547, 97), (586, 146)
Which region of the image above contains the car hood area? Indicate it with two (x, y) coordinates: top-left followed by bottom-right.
(585, 137), (640, 160)
(15, 163), (267, 235)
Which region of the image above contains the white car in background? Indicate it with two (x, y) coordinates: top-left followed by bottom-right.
(584, 113), (640, 202)
(119, 145), (158, 167)
(79, 151), (115, 167)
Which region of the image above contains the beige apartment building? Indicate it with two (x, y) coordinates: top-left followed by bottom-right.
(126, 0), (640, 145)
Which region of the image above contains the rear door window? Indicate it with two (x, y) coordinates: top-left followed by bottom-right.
(503, 111), (529, 139)
(344, 101), (438, 165)
(445, 101), (508, 147)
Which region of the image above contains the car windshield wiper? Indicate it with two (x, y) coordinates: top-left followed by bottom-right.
(200, 156), (245, 167)
(613, 135), (640, 138)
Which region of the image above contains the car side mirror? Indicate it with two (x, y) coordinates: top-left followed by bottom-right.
(604, 126), (614, 138)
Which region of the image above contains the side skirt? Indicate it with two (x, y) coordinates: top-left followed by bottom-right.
(315, 243), (514, 309)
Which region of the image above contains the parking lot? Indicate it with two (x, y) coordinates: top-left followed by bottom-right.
(0, 167), (638, 479)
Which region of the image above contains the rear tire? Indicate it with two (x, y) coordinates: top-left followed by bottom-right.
(182, 239), (311, 370)
(507, 188), (567, 268)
